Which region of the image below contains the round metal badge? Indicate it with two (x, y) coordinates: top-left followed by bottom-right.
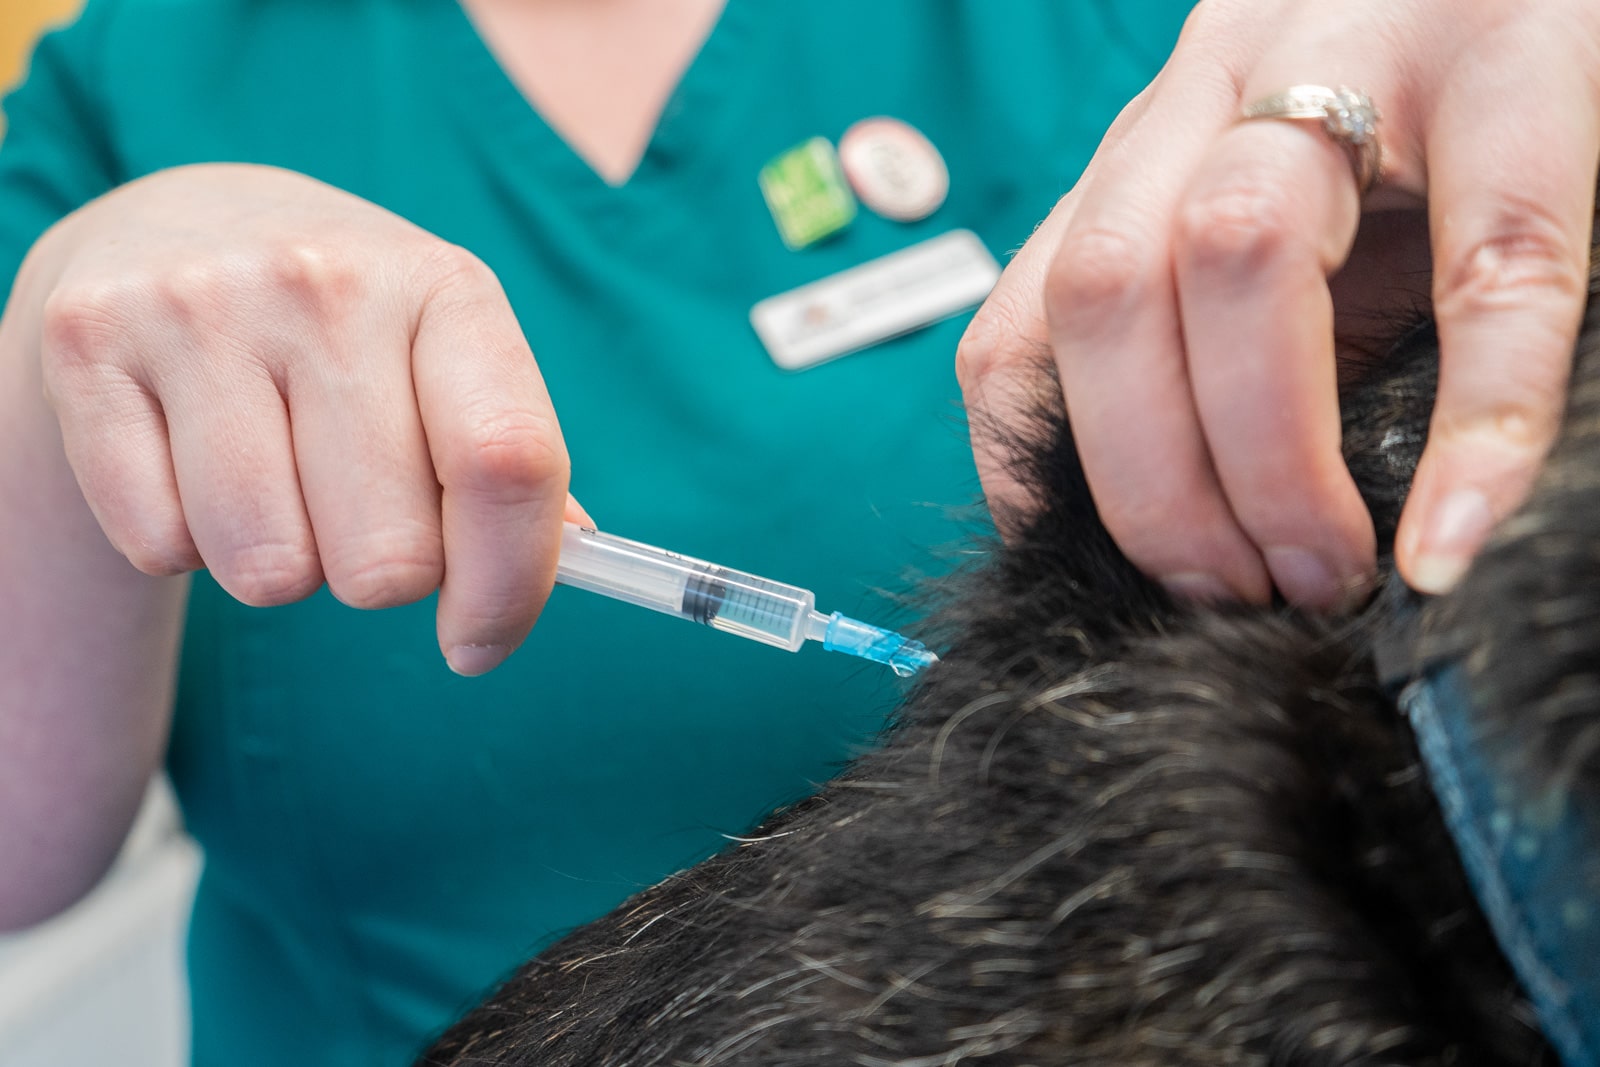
(837, 117), (949, 223)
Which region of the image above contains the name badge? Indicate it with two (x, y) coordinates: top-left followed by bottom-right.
(750, 230), (1001, 372)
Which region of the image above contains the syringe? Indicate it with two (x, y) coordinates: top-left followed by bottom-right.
(554, 524), (938, 677)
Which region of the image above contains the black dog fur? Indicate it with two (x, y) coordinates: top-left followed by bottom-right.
(417, 269), (1600, 1066)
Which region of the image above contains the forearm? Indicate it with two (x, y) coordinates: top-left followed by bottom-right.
(0, 230), (187, 931)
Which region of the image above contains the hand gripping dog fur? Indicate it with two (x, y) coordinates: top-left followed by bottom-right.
(418, 270), (1600, 1066)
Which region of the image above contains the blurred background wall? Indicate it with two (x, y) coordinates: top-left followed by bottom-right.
(1, 0), (82, 96)
(0, 4), (198, 1066)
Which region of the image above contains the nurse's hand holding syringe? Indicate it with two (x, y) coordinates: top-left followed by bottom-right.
(0, 162), (926, 935)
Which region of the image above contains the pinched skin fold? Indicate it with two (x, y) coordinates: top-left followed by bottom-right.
(418, 275), (1600, 1066)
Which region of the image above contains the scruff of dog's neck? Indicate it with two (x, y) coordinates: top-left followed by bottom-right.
(416, 276), (1600, 1065)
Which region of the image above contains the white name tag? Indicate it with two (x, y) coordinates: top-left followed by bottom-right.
(750, 229), (1001, 371)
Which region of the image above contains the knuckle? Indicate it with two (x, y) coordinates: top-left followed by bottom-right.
(1435, 217), (1589, 320)
(955, 295), (1052, 396)
(1175, 0), (1224, 43)
(41, 283), (134, 371)
(264, 240), (366, 319)
(329, 550), (443, 610)
(951, 333), (985, 394)
(452, 584), (542, 630)
(152, 261), (241, 325)
(1102, 86), (1153, 144)
(1169, 0), (1254, 75)
(1175, 180), (1297, 274)
(1043, 226), (1149, 328)
(1434, 393), (1564, 460)
(1171, 1), (1220, 57)
(215, 541), (323, 606)
(1177, 175), (1299, 273)
(418, 243), (496, 299)
(444, 411), (569, 500)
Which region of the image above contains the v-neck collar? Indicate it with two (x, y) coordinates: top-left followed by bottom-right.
(433, 0), (761, 199)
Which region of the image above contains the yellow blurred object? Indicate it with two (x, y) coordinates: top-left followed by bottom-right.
(1, 0), (85, 127)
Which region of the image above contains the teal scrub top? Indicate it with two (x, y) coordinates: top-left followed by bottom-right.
(0, 2), (1191, 1063)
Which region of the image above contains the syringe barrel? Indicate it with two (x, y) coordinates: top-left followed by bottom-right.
(555, 524), (815, 651)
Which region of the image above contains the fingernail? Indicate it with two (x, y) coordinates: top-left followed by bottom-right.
(1409, 488), (1493, 595)
(446, 644), (510, 677)
(1160, 572), (1235, 603)
(564, 494), (594, 527)
(1263, 546), (1342, 609)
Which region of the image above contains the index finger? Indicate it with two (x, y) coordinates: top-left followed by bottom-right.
(411, 248), (570, 676)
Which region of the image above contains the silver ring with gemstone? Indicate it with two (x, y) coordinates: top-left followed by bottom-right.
(1240, 85), (1382, 195)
